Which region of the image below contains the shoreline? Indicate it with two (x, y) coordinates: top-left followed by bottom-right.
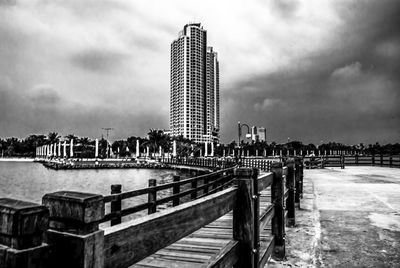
(0, 157), (34, 162)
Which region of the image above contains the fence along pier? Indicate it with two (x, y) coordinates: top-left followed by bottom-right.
(0, 158), (304, 268)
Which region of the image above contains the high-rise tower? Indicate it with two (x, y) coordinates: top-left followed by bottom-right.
(170, 23), (220, 143)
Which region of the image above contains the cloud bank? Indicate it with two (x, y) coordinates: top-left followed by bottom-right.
(0, 0), (399, 144)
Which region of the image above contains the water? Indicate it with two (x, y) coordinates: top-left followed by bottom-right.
(0, 161), (188, 225)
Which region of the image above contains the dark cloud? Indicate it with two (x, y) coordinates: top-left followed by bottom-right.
(0, 85), (167, 139)
(71, 49), (129, 73)
(221, 0), (400, 144)
(28, 85), (61, 105)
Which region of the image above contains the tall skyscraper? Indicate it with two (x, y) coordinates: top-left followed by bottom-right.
(170, 23), (220, 143)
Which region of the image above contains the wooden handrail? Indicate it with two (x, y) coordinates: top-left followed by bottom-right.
(103, 167), (235, 203)
(103, 187), (238, 268)
(102, 170), (236, 223)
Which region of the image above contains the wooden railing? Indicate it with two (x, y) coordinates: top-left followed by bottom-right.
(161, 156), (280, 172)
(0, 162), (303, 268)
(161, 156), (237, 169)
(304, 154), (400, 169)
(100, 167), (236, 225)
(103, 163), (298, 268)
(240, 157), (281, 171)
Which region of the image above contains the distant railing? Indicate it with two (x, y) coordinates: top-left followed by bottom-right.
(303, 154), (400, 169)
(161, 156), (281, 172)
(160, 156), (237, 169)
(239, 157), (281, 171)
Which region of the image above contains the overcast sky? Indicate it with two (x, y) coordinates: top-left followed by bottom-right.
(1, 0), (399, 145)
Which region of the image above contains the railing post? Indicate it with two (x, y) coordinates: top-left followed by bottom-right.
(172, 175), (180, 206)
(286, 159), (296, 227)
(294, 158), (301, 208)
(148, 179), (157, 214)
(42, 191), (104, 268)
(372, 154), (375, 166)
(355, 154), (359, 165)
(191, 179), (198, 200)
(390, 155), (393, 167)
(380, 154), (383, 166)
(271, 162), (285, 260)
(233, 167), (259, 268)
(204, 176), (209, 195)
(341, 155), (345, 169)
(110, 184), (122, 226)
(0, 198), (50, 268)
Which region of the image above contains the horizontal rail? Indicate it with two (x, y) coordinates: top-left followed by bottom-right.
(259, 204), (274, 231)
(257, 172), (274, 191)
(259, 236), (275, 268)
(103, 167), (235, 203)
(156, 174), (234, 206)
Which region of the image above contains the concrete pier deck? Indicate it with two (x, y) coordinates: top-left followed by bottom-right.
(270, 166), (400, 267)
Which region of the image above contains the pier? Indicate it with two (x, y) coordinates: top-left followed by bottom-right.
(0, 157), (303, 268)
(1, 156), (400, 267)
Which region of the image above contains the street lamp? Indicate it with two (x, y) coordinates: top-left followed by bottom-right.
(238, 121), (250, 146)
(237, 121), (251, 159)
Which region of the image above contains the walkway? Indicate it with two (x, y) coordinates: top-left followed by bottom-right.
(270, 166), (400, 267)
(131, 189), (274, 267)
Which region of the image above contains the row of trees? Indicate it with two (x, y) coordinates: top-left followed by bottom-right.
(1, 130), (400, 158)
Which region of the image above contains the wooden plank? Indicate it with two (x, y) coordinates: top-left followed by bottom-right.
(103, 187), (237, 268)
(203, 240), (239, 268)
(259, 236), (275, 268)
(257, 172), (273, 191)
(259, 205), (274, 231)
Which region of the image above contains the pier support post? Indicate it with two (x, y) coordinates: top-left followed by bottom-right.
(172, 176), (180, 206)
(271, 162), (285, 260)
(294, 158), (301, 208)
(0, 198), (50, 268)
(110, 185), (122, 226)
(42, 191), (104, 268)
(286, 159), (296, 227)
(233, 167), (259, 268)
(148, 179), (157, 214)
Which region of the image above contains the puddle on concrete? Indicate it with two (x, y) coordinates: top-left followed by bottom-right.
(368, 213), (400, 232)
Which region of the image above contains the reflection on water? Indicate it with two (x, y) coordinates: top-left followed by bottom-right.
(0, 162), (189, 226)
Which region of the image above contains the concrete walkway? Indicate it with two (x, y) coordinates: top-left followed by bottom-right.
(269, 166), (400, 267)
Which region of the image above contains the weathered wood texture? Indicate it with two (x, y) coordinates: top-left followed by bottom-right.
(0, 198), (50, 268)
(43, 191), (105, 268)
(0, 198), (48, 250)
(110, 184), (122, 226)
(103, 188), (237, 268)
(271, 162), (285, 260)
(285, 159), (296, 227)
(233, 168), (259, 268)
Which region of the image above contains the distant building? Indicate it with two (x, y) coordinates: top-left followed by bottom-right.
(258, 127), (266, 142)
(251, 126), (259, 142)
(170, 23), (220, 143)
(250, 126), (266, 142)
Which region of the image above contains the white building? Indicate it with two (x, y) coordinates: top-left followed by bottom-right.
(170, 23), (220, 143)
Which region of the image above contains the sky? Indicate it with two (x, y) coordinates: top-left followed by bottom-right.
(0, 0), (399, 145)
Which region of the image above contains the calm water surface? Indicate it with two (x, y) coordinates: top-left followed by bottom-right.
(0, 162), (188, 224)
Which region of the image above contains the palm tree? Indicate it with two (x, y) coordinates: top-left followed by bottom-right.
(47, 132), (60, 143)
(65, 134), (78, 141)
(147, 129), (169, 155)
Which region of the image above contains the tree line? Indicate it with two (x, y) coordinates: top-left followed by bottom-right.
(1, 130), (400, 158)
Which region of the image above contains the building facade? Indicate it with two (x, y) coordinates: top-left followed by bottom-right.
(170, 23), (220, 143)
